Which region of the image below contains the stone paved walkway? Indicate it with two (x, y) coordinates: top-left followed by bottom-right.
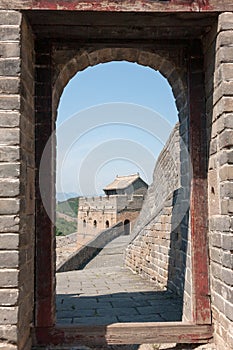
(56, 235), (182, 325)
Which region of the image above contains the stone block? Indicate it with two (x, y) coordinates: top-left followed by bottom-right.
(219, 129), (233, 150)
(221, 199), (231, 214)
(0, 27), (20, 41)
(0, 146), (19, 162)
(210, 247), (222, 264)
(0, 199), (19, 215)
(217, 47), (233, 64)
(0, 325), (17, 343)
(0, 289), (18, 306)
(0, 95), (20, 110)
(0, 129), (19, 146)
(0, 163), (19, 178)
(0, 112), (19, 128)
(0, 11), (21, 25)
(0, 251), (18, 268)
(222, 251), (233, 269)
(0, 78), (19, 94)
(0, 234), (19, 250)
(0, 42), (20, 58)
(0, 58), (20, 76)
(220, 182), (233, 199)
(222, 234), (233, 251)
(225, 301), (233, 321)
(0, 179), (19, 197)
(0, 269), (18, 288)
(210, 232), (222, 248)
(218, 13), (233, 31)
(0, 215), (19, 234)
(211, 262), (222, 280)
(209, 216), (231, 231)
(222, 268), (233, 286)
(217, 31), (233, 49)
(219, 149), (233, 166)
(219, 165), (233, 181)
(212, 291), (225, 313)
(0, 307), (18, 325)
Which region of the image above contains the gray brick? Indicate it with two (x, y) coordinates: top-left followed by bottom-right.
(225, 301), (233, 321)
(0, 95), (20, 110)
(0, 147), (19, 162)
(209, 217), (231, 231)
(0, 179), (19, 197)
(0, 112), (19, 128)
(222, 234), (233, 251)
(0, 163), (19, 178)
(0, 199), (19, 214)
(0, 251), (18, 268)
(0, 269), (18, 287)
(210, 247), (222, 264)
(222, 251), (233, 269)
(212, 291), (225, 313)
(219, 13), (233, 31)
(0, 289), (18, 306)
(0, 234), (19, 249)
(220, 182), (233, 199)
(0, 325), (17, 343)
(210, 232), (222, 248)
(0, 78), (19, 94)
(219, 165), (233, 181)
(0, 42), (20, 58)
(0, 11), (21, 26)
(0, 58), (20, 76)
(219, 150), (233, 166)
(0, 129), (19, 146)
(0, 307), (18, 325)
(0, 27), (20, 41)
(222, 268), (233, 286)
(219, 129), (233, 150)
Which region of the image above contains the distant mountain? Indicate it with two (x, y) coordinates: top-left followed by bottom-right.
(56, 192), (79, 202)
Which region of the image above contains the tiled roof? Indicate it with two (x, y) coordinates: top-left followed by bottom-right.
(104, 174), (141, 191)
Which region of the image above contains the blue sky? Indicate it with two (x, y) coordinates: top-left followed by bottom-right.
(56, 61), (178, 196)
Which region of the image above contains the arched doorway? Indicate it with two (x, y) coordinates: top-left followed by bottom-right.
(124, 219), (130, 235)
(105, 220), (109, 228)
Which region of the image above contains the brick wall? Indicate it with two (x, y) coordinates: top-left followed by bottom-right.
(125, 123), (193, 320)
(0, 11), (35, 350)
(204, 13), (233, 350)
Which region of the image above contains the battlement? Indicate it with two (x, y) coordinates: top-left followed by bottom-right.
(79, 194), (145, 212)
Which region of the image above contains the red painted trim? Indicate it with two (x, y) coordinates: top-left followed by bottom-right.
(29, 0), (204, 11)
(34, 323), (213, 346)
(188, 40), (211, 325)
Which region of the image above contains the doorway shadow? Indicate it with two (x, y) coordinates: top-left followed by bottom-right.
(56, 290), (182, 325)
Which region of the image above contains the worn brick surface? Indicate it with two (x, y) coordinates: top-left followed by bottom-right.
(204, 11), (233, 350)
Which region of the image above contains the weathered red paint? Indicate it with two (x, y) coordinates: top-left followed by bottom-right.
(30, 0), (208, 12)
(196, 0), (211, 11)
(188, 40), (212, 325)
(34, 324), (213, 346)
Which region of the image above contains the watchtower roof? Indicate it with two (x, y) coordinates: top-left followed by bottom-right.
(103, 173), (147, 191)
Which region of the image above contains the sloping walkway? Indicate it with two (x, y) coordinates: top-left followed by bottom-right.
(56, 235), (182, 325)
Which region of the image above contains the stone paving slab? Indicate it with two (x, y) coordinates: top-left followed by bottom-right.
(56, 267), (182, 325)
(56, 234), (182, 325)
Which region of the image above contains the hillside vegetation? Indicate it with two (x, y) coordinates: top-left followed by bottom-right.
(56, 197), (79, 236)
(56, 197), (79, 217)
